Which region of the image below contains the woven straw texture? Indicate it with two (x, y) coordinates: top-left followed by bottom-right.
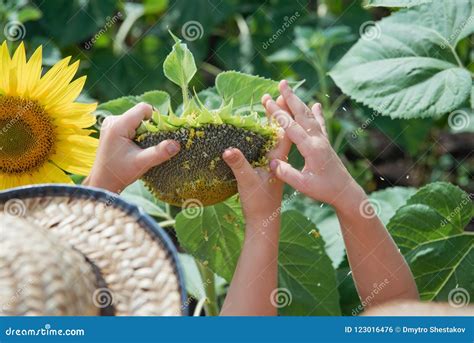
(0, 195), (183, 316)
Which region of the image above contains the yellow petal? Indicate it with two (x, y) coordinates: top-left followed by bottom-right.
(36, 162), (74, 184)
(25, 45), (43, 95)
(51, 135), (98, 176)
(44, 75), (87, 110)
(0, 41), (11, 93)
(30, 56), (71, 98)
(11, 42), (27, 95)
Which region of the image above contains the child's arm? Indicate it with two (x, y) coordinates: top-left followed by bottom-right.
(220, 95), (291, 316)
(83, 103), (180, 192)
(267, 81), (419, 307)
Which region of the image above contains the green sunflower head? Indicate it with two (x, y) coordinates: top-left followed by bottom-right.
(98, 33), (301, 207)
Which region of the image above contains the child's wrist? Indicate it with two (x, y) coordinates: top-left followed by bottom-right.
(332, 181), (367, 218)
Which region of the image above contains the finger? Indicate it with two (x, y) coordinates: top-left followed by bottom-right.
(117, 102), (153, 138)
(312, 103), (328, 138)
(279, 80), (321, 133)
(267, 129), (291, 161)
(222, 148), (257, 187)
(262, 94), (274, 122)
(269, 159), (308, 192)
(135, 139), (180, 171)
(276, 95), (291, 113)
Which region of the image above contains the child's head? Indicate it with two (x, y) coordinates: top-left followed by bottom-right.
(362, 300), (474, 316)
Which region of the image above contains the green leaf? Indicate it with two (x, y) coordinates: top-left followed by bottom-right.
(365, 0), (432, 7)
(143, 0), (168, 14)
(388, 182), (474, 301)
(17, 6), (42, 22)
(329, 0), (473, 119)
(121, 181), (169, 220)
(163, 35), (197, 91)
(97, 91), (170, 116)
(216, 71), (280, 108)
(285, 187), (416, 269)
(178, 253), (226, 300)
(175, 196), (244, 282)
(278, 211), (340, 316)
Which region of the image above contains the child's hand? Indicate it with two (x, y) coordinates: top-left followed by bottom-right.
(84, 103), (180, 193)
(222, 95), (291, 228)
(268, 80), (362, 211)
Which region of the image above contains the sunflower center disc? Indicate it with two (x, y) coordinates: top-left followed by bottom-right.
(0, 96), (55, 174)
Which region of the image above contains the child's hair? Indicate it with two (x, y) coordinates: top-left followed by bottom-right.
(362, 301), (474, 316)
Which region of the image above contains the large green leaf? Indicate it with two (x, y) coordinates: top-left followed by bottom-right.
(365, 0), (432, 7)
(215, 71), (280, 108)
(178, 253), (227, 301)
(278, 211), (340, 316)
(175, 199), (340, 315)
(96, 91), (170, 116)
(121, 181), (169, 220)
(329, 0), (473, 119)
(387, 182), (474, 301)
(175, 196), (245, 282)
(285, 187), (416, 268)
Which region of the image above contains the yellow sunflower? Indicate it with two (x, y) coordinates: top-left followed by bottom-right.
(0, 41), (98, 189)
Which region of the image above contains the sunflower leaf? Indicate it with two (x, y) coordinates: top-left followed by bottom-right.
(387, 182), (474, 301)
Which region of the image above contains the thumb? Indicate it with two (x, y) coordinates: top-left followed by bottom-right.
(135, 140), (180, 171)
(222, 148), (257, 187)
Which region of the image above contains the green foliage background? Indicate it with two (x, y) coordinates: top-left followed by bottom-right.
(1, 0), (472, 316)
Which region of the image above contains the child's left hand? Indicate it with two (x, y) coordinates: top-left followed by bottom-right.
(222, 95), (291, 228)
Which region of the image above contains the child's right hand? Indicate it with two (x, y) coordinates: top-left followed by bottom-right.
(267, 80), (364, 212)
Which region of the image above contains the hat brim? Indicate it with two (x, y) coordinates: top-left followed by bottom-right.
(0, 184), (188, 316)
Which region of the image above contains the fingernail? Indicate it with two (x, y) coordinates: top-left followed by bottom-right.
(166, 141), (180, 155)
(223, 148), (236, 162)
(270, 159), (279, 170)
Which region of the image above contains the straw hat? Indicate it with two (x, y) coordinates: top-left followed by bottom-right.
(0, 184), (186, 316)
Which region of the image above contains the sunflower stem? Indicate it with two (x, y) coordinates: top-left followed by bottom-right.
(197, 262), (219, 316)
